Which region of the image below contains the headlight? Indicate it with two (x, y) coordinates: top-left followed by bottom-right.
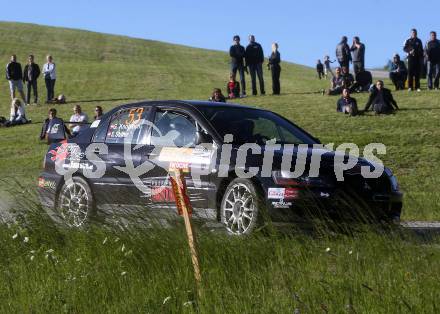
(272, 170), (326, 187)
(390, 175), (400, 191)
(384, 168), (399, 191)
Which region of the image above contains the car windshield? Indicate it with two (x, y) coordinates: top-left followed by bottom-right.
(197, 107), (317, 145)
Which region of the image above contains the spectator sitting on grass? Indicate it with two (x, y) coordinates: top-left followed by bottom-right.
(226, 73), (240, 99)
(337, 88), (358, 116)
(326, 67), (344, 95)
(8, 98), (28, 126)
(364, 80), (399, 114)
(209, 88), (226, 102)
(389, 54), (407, 90)
(69, 105), (88, 136)
(341, 66), (355, 90)
(40, 108), (71, 143)
(94, 106), (104, 120)
(353, 69), (373, 92)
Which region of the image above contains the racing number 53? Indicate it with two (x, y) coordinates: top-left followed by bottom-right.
(125, 108), (144, 125)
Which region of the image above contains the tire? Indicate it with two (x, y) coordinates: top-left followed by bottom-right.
(54, 176), (95, 227)
(220, 178), (261, 235)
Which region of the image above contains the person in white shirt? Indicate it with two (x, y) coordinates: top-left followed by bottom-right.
(69, 105), (88, 136)
(42, 55), (57, 103)
(9, 98), (27, 125)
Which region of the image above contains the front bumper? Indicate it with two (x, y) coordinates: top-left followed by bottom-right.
(37, 172), (63, 209)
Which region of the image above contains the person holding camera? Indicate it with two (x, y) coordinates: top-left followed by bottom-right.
(42, 55), (57, 103)
(350, 36), (365, 74)
(403, 29), (424, 91)
(268, 43), (281, 95)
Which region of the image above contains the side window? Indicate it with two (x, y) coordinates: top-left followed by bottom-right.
(105, 107), (149, 144)
(151, 110), (196, 147)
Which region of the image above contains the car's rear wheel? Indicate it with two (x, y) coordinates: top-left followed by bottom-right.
(220, 178), (260, 235)
(56, 177), (94, 227)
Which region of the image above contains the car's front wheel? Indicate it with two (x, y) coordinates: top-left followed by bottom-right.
(220, 178), (260, 235)
(55, 176), (94, 227)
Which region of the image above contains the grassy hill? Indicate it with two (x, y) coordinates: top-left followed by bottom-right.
(0, 22), (439, 220)
(0, 22), (440, 312)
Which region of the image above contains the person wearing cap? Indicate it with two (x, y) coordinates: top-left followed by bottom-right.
(425, 31), (440, 90)
(389, 54), (408, 90)
(229, 35), (246, 97)
(403, 29), (424, 91)
(69, 105), (88, 136)
(245, 35), (265, 96)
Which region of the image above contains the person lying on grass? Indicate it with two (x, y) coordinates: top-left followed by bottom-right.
(337, 88), (358, 116)
(364, 80), (399, 114)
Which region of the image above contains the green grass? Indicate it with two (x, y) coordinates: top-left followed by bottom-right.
(0, 22), (440, 312)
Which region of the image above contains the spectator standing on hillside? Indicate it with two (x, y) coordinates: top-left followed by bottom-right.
(226, 73), (240, 99)
(364, 80), (399, 114)
(350, 36), (365, 74)
(323, 55), (335, 78)
(209, 88), (226, 102)
(69, 105), (88, 136)
(425, 31), (440, 90)
(389, 54), (407, 90)
(229, 35), (247, 97)
(337, 88), (358, 115)
(268, 43), (281, 95)
(23, 55), (40, 105)
(6, 55), (26, 103)
(336, 36), (352, 71)
(403, 29), (424, 91)
(245, 35), (265, 96)
(94, 106), (104, 120)
(42, 55), (57, 103)
(316, 60), (324, 79)
(40, 108), (71, 143)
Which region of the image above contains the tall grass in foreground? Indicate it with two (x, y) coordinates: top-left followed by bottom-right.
(1, 205), (439, 313)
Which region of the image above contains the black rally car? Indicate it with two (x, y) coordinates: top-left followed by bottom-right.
(38, 100), (403, 234)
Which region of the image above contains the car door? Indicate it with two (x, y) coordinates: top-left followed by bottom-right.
(137, 106), (216, 219)
(90, 106), (151, 208)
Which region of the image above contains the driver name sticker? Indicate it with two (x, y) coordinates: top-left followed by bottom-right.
(268, 188), (285, 199)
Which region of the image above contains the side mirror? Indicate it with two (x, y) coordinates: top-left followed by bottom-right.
(195, 131), (213, 145)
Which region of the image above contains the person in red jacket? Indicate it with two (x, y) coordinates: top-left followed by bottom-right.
(226, 73), (240, 99)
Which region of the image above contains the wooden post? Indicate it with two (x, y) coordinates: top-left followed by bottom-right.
(170, 169), (202, 288)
